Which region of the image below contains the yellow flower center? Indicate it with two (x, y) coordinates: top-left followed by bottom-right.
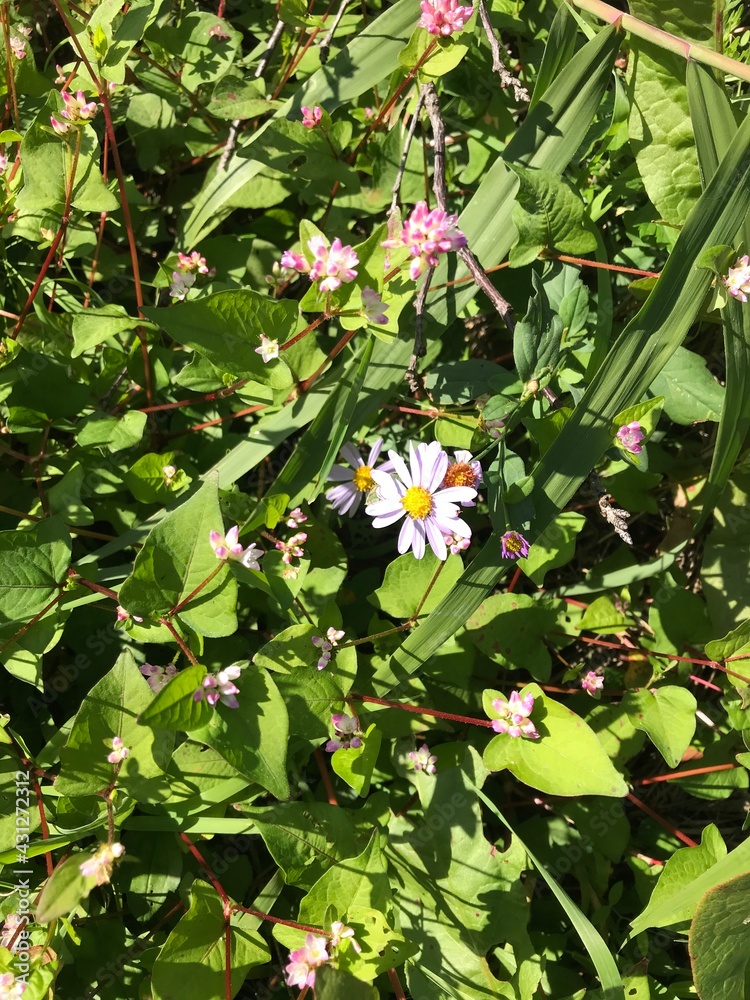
(401, 485), (433, 520)
(442, 461), (475, 488)
(504, 533), (523, 555)
(353, 465), (375, 492)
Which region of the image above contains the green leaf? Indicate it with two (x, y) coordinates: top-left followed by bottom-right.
(689, 872), (750, 1000)
(530, 1), (579, 110)
(0, 517), (70, 632)
(56, 650), (170, 801)
(482, 685), (628, 797)
(298, 831), (391, 925)
(124, 452), (191, 504)
(118, 477), (238, 637)
(35, 853), (100, 924)
(705, 620), (750, 662)
(649, 347), (724, 424)
(142, 290), (297, 389)
(139, 663), (213, 732)
(623, 686), (697, 768)
(578, 595), (629, 634)
(513, 267), (564, 380)
(632, 825), (727, 933)
(465, 595), (557, 681)
(518, 512), (586, 586)
(191, 666), (290, 800)
(314, 965), (380, 1000)
(208, 75), (279, 120)
(151, 880), (269, 1000)
(71, 306), (144, 358)
(509, 165), (597, 267)
(368, 551), (464, 621)
(330, 724), (382, 797)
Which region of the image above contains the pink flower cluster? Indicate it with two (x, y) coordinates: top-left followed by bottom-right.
(382, 201), (467, 280)
(275, 531), (307, 580)
(724, 255), (750, 303)
(409, 744), (437, 774)
(194, 665), (241, 709)
(50, 89), (98, 134)
(0, 972), (27, 998)
(311, 627), (345, 670)
(581, 670), (604, 698)
(210, 526), (263, 571)
(325, 712), (363, 752)
(491, 691), (539, 739)
(301, 105), (323, 128)
(106, 736), (129, 765)
(140, 662), (177, 694)
(170, 250), (210, 300)
(285, 934), (330, 989)
(418, 0), (474, 35)
(281, 236), (359, 293)
(79, 842), (124, 885)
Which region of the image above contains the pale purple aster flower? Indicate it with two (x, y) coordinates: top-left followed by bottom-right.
(382, 201), (467, 280)
(255, 334), (280, 363)
(170, 270), (195, 300)
(409, 744), (437, 774)
(491, 692), (539, 739)
(443, 531), (470, 555)
(79, 842), (124, 885)
(723, 254), (750, 303)
(581, 670), (604, 699)
(500, 530), (530, 560)
(106, 736), (130, 765)
(285, 934), (330, 988)
(0, 972), (27, 998)
(418, 0), (474, 35)
(616, 421), (644, 455)
(442, 448), (482, 506)
(325, 712), (363, 752)
(301, 105), (323, 128)
(140, 662), (177, 694)
(366, 440), (475, 560)
(361, 285), (389, 325)
(326, 438), (392, 517)
(209, 526), (263, 570)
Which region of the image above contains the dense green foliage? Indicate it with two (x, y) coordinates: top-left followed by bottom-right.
(1, 1), (750, 999)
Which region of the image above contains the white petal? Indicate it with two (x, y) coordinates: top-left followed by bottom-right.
(367, 438), (384, 466)
(425, 517), (447, 560)
(370, 508), (406, 528)
(327, 464), (355, 482)
(411, 519), (426, 559)
(389, 449), (412, 488)
(425, 447), (448, 493)
(340, 443), (361, 468)
(434, 486), (476, 504)
(398, 517), (414, 554)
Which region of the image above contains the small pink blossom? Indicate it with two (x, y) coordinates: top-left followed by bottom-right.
(286, 507), (307, 529)
(361, 285), (389, 325)
(443, 531), (470, 555)
(491, 692), (539, 739)
(581, 670), (604, 699)
(177, 251), (209, 274)
(0, 972), (27, 998)
(210, 526), (263, 570)
(275, 531), (307, 567)
(80, 842), (124, 885)
(50, 115), (72, 135)
(281, 236), (359, 293)
(409, 744), (437, 774)
(140, 662), (177, 694)
(285, 934), (330, 988)
(255, 334), (279, 363)
(116, 605), (143, 624)
(723, 254), (750, 303)
(61, 89), (98, 123)
(382, 201), (467, 280)
(0, 154), (8, 174)
(418, 0), (474, 34)
(194, 665), (242, 709)
(9, 36), (26, 59)
(106, 736), (130, 765)
(311, 627), (345, 670)
(325, 712), (363, 752)
(54, 64), (67, 84)
(0, 914), (25, 951)
(500, 530), (530, 560)
(330, 921), (361, 952)
(301, 105), (323, 128)
(616, 420), (644, 455)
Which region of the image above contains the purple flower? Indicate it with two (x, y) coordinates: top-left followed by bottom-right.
(194, 665), (242, 709)
(616, 421), (645, 455)
(301, 105), (323, 128)
(281, 236), (359, 293)
(491, 691), (539, 739)
(724, 254), (750, 303)
(366, 441), (475, 560)
(169, 270), (195, 300)
(312, 628), (345, 670)
(285, 934), (330, 988)
(500, 530), (530, 560)
(361, 285), (389, 325)
(140, 662), (177, 694)
(409, 744), (437, 774)
(326, 438), (392, 517)
(417, 0), (474, 36)
(382, 201), (467, 280)
(325, 712), (363, 752)
(581, 670), (604, 699)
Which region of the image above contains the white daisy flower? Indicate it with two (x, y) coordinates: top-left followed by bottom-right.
(325, 438), (392, 517)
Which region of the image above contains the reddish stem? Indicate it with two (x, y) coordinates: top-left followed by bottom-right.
(506, 567), (522, 594)
(547, 252), (661, 278)
(0, 591), (66, 655)
(626, 793), (698, 847)
(169, 562), (225, 617)
(314, 748), (338, 806)
(180, 833), (230, 906)
(161, 619), (199, 665)
(230, 905), (329, 935)
(388, 968), (407, 1000)
(636, 763), (738, 786)
(351, 693), (494, 728)
(33, 776), (53, 877)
